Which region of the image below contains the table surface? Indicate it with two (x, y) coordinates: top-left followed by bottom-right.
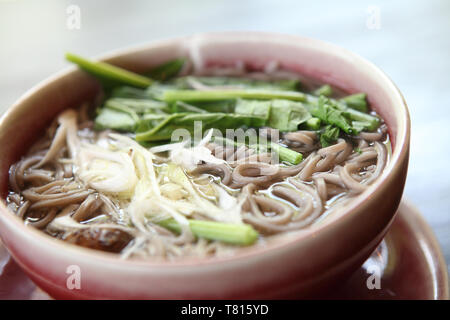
(0, 0), (449, 275)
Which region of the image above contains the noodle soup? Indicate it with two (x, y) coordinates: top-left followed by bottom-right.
(6, 55), (389, 260)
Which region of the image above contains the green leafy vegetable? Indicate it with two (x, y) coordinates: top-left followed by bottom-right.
(161, 89), (306, 103)
(270, 142), (303, 164)
(173, 76), (300, 91)
(313, 84), (333, 97)
(103, 99), (140, 123)
(311, 96), (355, 134)
(171, 101), (207, 113)
(105, 98), (168, 114)
(184, 100), (236, 113)
(342, 108), (380, 131)
(232, 99), (311, 132)
(319, 125), (340, 147)
(74, 53), (380, 152)
(268, 100), (311, 132)
(135, 112), (267, 142)
(157, 218), (259, 245)
(304, 117), (321, 130)
(65, 53), (153, 88)
(110, 86), (152, 99)
(94, 108), (138, 132)
(305, 93), (379, 132)
(340, 93), (368, 112)
(147, 58), (186, 81)
(234, 100), (272, 121)
(212, 136), (302, 165)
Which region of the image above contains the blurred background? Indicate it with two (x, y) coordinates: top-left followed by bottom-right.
(0, 0), (449, 275)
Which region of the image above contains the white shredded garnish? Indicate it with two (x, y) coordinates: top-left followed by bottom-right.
(109, 133), (161, 197)
(170, 146), (225, 171)
(198, 129), (214, 147)
(109, 133), (191, 228)
(48, 215), (133, 233)
(149, 141), (188, 153)
(169, 130), (225, 171)
(71, 129), (243, 236)
(213, 184), (243, 224)
(77, 143), (138, 195)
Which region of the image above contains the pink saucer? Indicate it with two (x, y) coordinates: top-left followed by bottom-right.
(0, 200), (448, 300)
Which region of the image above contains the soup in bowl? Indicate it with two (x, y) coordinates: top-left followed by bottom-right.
(0, 32), (410, 299)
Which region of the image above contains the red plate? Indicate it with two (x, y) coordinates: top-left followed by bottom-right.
(0, 199), (448, 300)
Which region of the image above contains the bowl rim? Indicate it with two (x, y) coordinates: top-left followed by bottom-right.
(0, 31), (410, 268)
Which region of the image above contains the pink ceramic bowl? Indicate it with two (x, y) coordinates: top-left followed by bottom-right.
(0, 32), (410, 299)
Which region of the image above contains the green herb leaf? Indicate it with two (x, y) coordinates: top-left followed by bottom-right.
(94, 108), (138, 132)
(157, 218), (259, 245)
(162, 89), (307, 103)
(212, 136), (303, 165)
(343, 108), (380, 131)
(110, 86), (152, 99)
(304, 117), (321, 130)
(311, 96), (355, 134)
(135, 112), (267, 142)
(105, 98), (168, 114)
(319, 125), (340, 147)
(268, 100), (311, 132)
(234, 99), (272, 121)
(340, 93), (368, 112)
(65, 53), (153, 88)
(171, 101), (208, 113)
(147, 58), (186, 81)
(313, 84), (333, 97)
(173, 76), (300, 91)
